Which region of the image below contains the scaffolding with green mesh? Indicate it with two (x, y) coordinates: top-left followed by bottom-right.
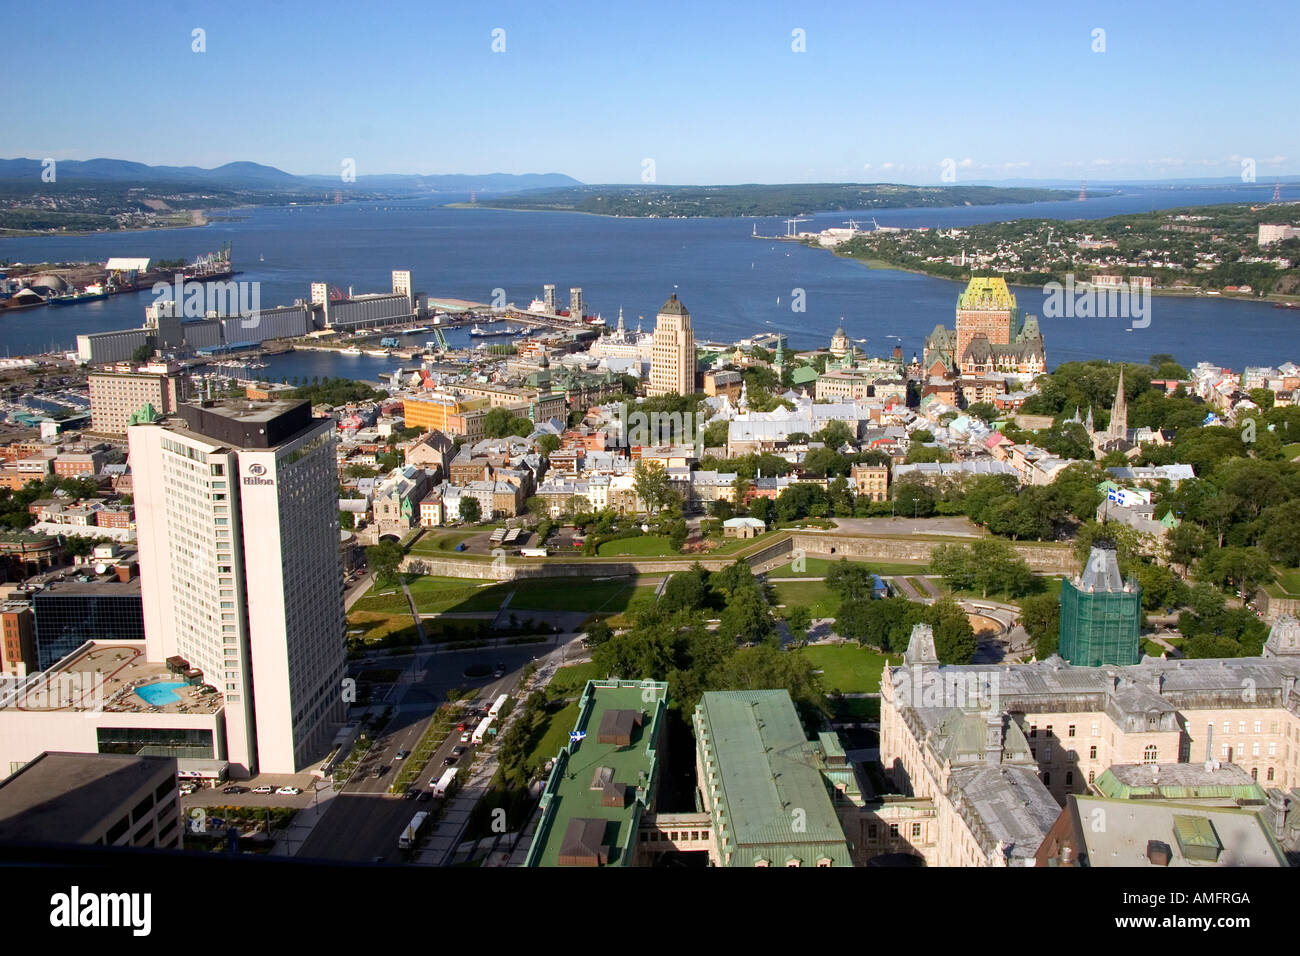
(1058, 576), (1142, 666)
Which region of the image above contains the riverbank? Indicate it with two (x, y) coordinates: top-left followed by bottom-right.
(824, 246), (1300, 306)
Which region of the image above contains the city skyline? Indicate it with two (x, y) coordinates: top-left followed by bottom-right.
(6, 0), (1298, 184)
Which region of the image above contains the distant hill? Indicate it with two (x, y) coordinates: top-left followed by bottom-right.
(472, 182), (1075, 218)
(0, 158), (581, 195)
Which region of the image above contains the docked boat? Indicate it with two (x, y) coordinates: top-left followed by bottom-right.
(366, 349), (390, 357)
(48, 282), (108, 307)
(469, 325), (514, 337)
(340, 347), (363, 355)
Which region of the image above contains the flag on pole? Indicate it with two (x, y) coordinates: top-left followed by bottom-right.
(569, 730), (586, 743)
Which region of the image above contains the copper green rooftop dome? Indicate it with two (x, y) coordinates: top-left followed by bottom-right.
(658, 293), (689, 316)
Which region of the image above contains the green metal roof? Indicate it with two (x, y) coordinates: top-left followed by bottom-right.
(524, 679), (668, 867)
(790, 366), (819, 385)
(694, 690), (852, 867)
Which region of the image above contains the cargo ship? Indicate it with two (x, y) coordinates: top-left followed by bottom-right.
(49, 282), (108, 307)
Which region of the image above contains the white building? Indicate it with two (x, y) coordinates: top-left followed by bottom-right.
(129, 400), (346, 775)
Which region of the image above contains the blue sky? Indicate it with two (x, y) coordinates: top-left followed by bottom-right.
(6, 0), (1297, 184)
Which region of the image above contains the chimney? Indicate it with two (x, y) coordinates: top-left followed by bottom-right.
(984, 710), (1004, 767)
(1058, 843), (1076, 867)
(1146, 840), (1171, 866)
(1267, 789), (1289, 840)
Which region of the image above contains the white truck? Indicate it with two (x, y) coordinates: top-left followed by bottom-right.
(431, 767), (458, 798)
(471, 714), (495, 745)
(488, 694), (509, 720)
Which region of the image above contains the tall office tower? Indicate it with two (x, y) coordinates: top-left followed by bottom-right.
(392, 270), (412, 307)
(1108, 367), (1128, 442)
(649, 293), (696, 397)
(543, 284), (556, 313)
(569, 287), (584, 320)
(129, 400), (346, 775)
(1058, 542), (1142, 667)
(954, 276), (1019, 362)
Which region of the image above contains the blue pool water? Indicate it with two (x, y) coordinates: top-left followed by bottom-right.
(135, 681), (188, 706)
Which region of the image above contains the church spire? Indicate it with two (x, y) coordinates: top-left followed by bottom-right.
(1109, 367), (1128, 441)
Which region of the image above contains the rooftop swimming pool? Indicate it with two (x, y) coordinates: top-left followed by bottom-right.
(135, 681), (188, 707)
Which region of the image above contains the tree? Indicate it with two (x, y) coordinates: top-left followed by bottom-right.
(1259, 499), (1300, 566)
(459, 496), (482, 524)
(339, 509), (355, 530)
(815, 420), (854, 448)
(718, 589), (773, 644)
(1019, 593), (1061, 659)
(662, 563), (711, 613)
(482, 406), (515, 439)
(366, 540), (404, 585)
(929, 597), (977, 664)
(784, 606), (812, 640)
(708, 644), (824, 714)
(536, 433), (561, 456)
(633, 460), (677, 515)
(1197, 546), (1271, 599)
(130, 344), (154, 364)
(825, 559), (878, 606)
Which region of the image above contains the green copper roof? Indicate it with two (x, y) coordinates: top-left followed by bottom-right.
(694, 690), (851, 867)
(525, 680), (668, 867)
(658, 293), (689, 317)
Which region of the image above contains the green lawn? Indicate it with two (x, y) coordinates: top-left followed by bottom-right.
(1274, 567), (1300, 597)
(772, 580), (840, 618)
(389, 575), (657, 615)
(525, 699), (581, 770)
(942, 575), (1064, 605)
(545, 661), (601, 699)
(596, 535), (676, 557)
(511, 579), (657, 613)
(766, 557), (929, 577)
(794, 644), (900, 695)
(829, 696), (881, 721)
(407, 530), (478, 555)
(1283, 442), (1300, 460)
(346, 611), (420, 644)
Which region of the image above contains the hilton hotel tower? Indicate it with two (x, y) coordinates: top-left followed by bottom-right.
(129, 400), (346, 775)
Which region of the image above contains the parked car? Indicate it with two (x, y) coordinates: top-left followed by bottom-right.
(276, 786), (302, 796)
(222, 785), (250, 795)
(251, 785), (274, 794)
(442, 755), (458, 767)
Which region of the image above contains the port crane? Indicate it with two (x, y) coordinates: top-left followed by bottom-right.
(784, 217), (812, 237)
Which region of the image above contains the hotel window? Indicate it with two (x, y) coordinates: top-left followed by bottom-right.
(1270, 743), (1277, 756)
(1045, 725), (1053, 737)
(1224, 721), (1231, 735)
(1089, 746), (1098, 760)
(1065, 772), (1073, 786)
(1068, 725), (1076, 738)
(1222, 744), (1231, 759)
(1043, 772), (1051, 786)
(1252, 768), (1259, 781)
(1239, 721), (1246, 734)
(867, 825), (878, 839)
(1088, 771), (1095, 785)
(1091, 723), (1099, 737)
(1143, 745), (1158, 764)
(1029, 725), (1037, 738)
(911, 823), (921, 838)
(1253, 742), (1261, 757)
(889, 824), (899, 838)
(1254, 721), (1262, 734)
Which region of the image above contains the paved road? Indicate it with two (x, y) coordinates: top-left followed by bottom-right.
(294, 643), (551, 863)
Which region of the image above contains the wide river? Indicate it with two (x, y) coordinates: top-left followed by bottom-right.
(1, 183), (1296, 380)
